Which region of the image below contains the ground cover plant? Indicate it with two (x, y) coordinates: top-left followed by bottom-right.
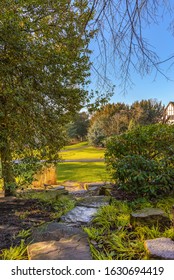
(84, 196), (174, 260)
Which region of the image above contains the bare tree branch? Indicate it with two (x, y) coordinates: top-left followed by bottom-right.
(86, 0), (174, 92)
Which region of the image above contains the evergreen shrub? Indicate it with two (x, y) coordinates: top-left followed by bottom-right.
(105, 124), (174, 197)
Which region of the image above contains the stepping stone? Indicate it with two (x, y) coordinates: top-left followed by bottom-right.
(28, 235), (92, 260)
(28, 222), (92, 260)
(51, 186), (65, 191)
(144, 238), (174, 260)
(84, 183), (111, 191)
(30, 222), (86, 243)
(61, 206), (98, 224)
(77, 196), (111, 208)
(61, 196), (110, 225)
(130, 208), (171, 229)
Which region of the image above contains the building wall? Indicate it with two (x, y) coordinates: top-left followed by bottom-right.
(165, 103), (174, 123)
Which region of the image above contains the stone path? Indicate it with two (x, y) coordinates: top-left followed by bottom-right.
(28, 223), (92, 260)
(27, 195), (111, 260)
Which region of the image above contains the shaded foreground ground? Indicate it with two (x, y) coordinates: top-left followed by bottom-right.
(0, 186), (136, 256)
(0, 196), (54, 254)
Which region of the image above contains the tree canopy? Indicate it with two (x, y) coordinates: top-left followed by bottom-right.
(66, 112), (89, 141)
(87, 99), (164, 146)
(0, 0), (93, 195)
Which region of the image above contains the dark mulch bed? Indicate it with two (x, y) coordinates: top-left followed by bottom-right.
(0, 196), (54, 254)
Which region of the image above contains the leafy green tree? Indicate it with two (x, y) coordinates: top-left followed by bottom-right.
(0, 0), (94, 196)
(105, 124), (174, 197)
(66, 112), (89, 141)
(87, 118), (106, 147)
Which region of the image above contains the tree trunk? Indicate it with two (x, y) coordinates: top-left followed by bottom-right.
(1, 143), (16, 197)
(0, 92), (16, 196)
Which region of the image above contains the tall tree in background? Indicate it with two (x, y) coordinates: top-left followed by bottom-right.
(88, 103), (130, 146)
(66, 112), (89, 142)
(0, 0), (94, 196)
(88, 100), (164, 146)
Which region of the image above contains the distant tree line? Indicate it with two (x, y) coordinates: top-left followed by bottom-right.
(67, 99), (165, 146)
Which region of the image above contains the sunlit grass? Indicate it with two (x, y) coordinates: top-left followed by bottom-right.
(63, 141), (89, 150)
(57, 162), (110, 183)
(59, 144), (105, 160)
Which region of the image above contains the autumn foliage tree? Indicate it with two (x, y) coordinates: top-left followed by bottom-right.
(87, 99), (164, 146)
(88, 103), (130, 146)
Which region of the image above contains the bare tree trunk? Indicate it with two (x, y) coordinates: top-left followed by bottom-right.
(0, 93), (16, 196)
(1, 143), (16, 196)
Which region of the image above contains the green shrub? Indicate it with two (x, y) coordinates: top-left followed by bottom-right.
(105, 124), (174, 197)
(13, 157), (43, 188)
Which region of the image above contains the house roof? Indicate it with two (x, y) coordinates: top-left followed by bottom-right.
(165, 102), (174, 110)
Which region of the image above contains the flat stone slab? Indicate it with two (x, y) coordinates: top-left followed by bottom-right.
(30, 222), (86, 243)
(61, 206), (98, 224)
(84, 182), (111, 191)
(28, 222), (92, 260)
(28, 235), (92, 260)
(77, 196), (111, 208)
(145, 238), (174, 260)
(51, 186), (65, 191)
(130, 208), (171, 229)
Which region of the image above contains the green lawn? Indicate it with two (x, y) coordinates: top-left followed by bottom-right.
(60, 142), (105, 160)
(62, 141), (89, 150)
(0, 142), (108, 188)
(57, 162), (110, 183)
(57, 142), (108, 182)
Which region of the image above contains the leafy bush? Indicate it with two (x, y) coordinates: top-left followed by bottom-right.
(105, 124), (174, 197)
(13, 157), (43, 188)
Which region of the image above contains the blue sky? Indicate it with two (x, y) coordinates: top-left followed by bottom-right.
(88, 5), (174, 107)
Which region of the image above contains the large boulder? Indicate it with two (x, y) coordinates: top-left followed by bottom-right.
(144, 237), (174, 260)
(130, 208), (171, 230)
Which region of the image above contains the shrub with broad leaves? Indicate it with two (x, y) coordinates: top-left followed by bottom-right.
(105, 124), (174, 197)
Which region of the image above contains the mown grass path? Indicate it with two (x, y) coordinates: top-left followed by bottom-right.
(57, 142), (109, 183)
